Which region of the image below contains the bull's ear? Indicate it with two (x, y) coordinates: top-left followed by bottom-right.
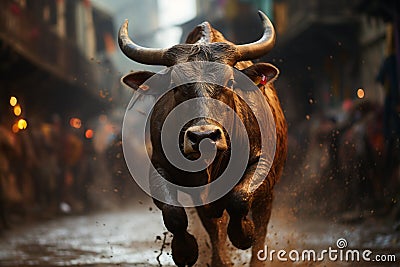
(121, 71), (156, 90)
(241, 63), (279, 86)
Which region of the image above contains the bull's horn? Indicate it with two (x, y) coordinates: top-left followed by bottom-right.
(118, 19), (173, 66)
(235, 11), (276, 62)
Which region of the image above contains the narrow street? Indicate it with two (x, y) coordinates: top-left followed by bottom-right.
(1, 198), (399, 266)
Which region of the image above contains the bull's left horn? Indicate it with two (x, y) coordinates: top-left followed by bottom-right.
(118, 19), (173, 66)
(234, 11), (276, 62)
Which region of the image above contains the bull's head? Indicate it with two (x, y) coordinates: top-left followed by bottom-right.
(119, 11), (279, 160)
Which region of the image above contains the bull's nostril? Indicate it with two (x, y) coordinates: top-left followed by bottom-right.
(187, 131), (199, 144)
(209, 129), (222, 142)
(185, 126), (225, 154)
(187, 129), (221, 144)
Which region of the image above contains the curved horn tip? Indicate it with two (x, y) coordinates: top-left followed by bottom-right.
(257, 10), (272, 24)
(257, 10), (266, 18)
(121, 19), (129, 31)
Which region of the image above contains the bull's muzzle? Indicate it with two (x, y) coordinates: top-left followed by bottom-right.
(183, 125), (227, 156)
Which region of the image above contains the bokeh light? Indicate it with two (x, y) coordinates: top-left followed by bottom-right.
(85, 129), (94, 139)
(12, 123), (19, 133)
(17, 119), (28, 130)
(9, 96), (17, 107)
(69, 117), (82, 129)
(13, 105), (22, 116)
(357, 88), (365, 99)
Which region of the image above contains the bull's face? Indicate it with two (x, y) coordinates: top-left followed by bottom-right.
(175, 85), (231, 158)
(168, 59), (234, 158)
(122, 60), (237, 160)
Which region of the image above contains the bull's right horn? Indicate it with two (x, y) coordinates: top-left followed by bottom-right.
(118, 19), (174, 66)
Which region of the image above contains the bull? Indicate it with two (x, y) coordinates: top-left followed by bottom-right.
(119, 11), (287, 267)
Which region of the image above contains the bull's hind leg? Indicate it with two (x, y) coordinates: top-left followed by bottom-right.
(196, 206), (233, 267)
(249, 187), (273, 267)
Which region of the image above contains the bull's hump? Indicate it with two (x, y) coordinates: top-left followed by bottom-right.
(185, 21), (213, 44)
(197, 22), (212, 43)
(186, 21), (233, 45)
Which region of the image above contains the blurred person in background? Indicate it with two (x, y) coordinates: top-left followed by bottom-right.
(377, 24), (400, 207)
(60, 127), (83, 213)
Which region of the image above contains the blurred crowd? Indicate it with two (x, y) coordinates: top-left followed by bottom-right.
(0, 114), (136, 231)
(281, 27), (400, 225)
(287, 97), (400, 223)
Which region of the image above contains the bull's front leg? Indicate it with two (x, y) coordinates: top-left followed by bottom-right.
(226, 160), (269, 250)
(149, 167), (198, 267)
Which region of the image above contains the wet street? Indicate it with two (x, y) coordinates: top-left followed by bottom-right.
(0, 197), (399, 267)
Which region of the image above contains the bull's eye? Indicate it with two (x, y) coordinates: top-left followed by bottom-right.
(227, 79), (235, 89)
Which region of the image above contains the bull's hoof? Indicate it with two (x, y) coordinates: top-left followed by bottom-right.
(227, 216), (255, 250)
(171, 232), (199, 267)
